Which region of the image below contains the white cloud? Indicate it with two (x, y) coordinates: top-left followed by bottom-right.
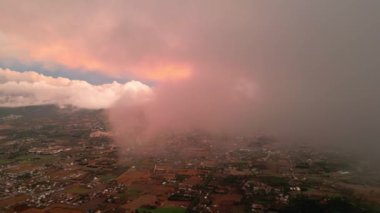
(0, 68), (151, 109)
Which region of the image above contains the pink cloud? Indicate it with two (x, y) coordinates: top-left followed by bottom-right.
(0, 1), (379, 153)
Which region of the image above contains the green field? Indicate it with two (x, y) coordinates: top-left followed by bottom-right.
(100, 174), (117, 182)
(127, 188), (142, 196)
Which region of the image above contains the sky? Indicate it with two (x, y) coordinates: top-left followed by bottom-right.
(0, 1), (379, 154)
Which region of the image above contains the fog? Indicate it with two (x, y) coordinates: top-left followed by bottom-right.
(106, 1), (380, 159)
(1, 1), (379, 158)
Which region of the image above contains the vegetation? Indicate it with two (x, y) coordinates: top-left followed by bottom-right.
(257, 175), (289, 188)
(175, 174), (189, 182)
(222, 175), (244, 185)
(137, 207), (186, 213)
(127, 188), (142, 196)
(283, 195), (380, 213)
(100, 174), (117, 183)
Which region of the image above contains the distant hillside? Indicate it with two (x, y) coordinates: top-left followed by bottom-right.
(0, 104), (103, 119)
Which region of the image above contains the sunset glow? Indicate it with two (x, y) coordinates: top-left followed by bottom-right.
(31, 42), (105, 71)
(138, 63), (192, 81)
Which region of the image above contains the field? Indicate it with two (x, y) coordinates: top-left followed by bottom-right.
(137, 207), (186, 213)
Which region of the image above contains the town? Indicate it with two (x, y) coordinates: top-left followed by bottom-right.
(0, 105), (379, 212)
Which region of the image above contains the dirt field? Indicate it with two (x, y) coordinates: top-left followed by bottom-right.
(181, 176), (202, 186)
(0, 194), (30, 207)
(163, 200), (190, 208)
(21, 205), (82, 213)
(338, 183), (380, 204)
(122, 194), (157, 211)
(117, 169), (151, 186)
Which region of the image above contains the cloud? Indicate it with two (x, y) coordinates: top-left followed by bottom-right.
(109, 72), (258, 146)
(1, 1), (379, 82)
(0, 68), (151, 109)
(0, 1), (379, 157)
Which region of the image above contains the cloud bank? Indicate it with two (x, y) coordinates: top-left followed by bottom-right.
(0, 68), (151, 109)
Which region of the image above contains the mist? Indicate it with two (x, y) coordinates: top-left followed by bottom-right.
(1, 1), (379, 159)
(107, 1), (380, 160)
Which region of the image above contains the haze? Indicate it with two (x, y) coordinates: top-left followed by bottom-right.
(0, 1), (379, 159)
